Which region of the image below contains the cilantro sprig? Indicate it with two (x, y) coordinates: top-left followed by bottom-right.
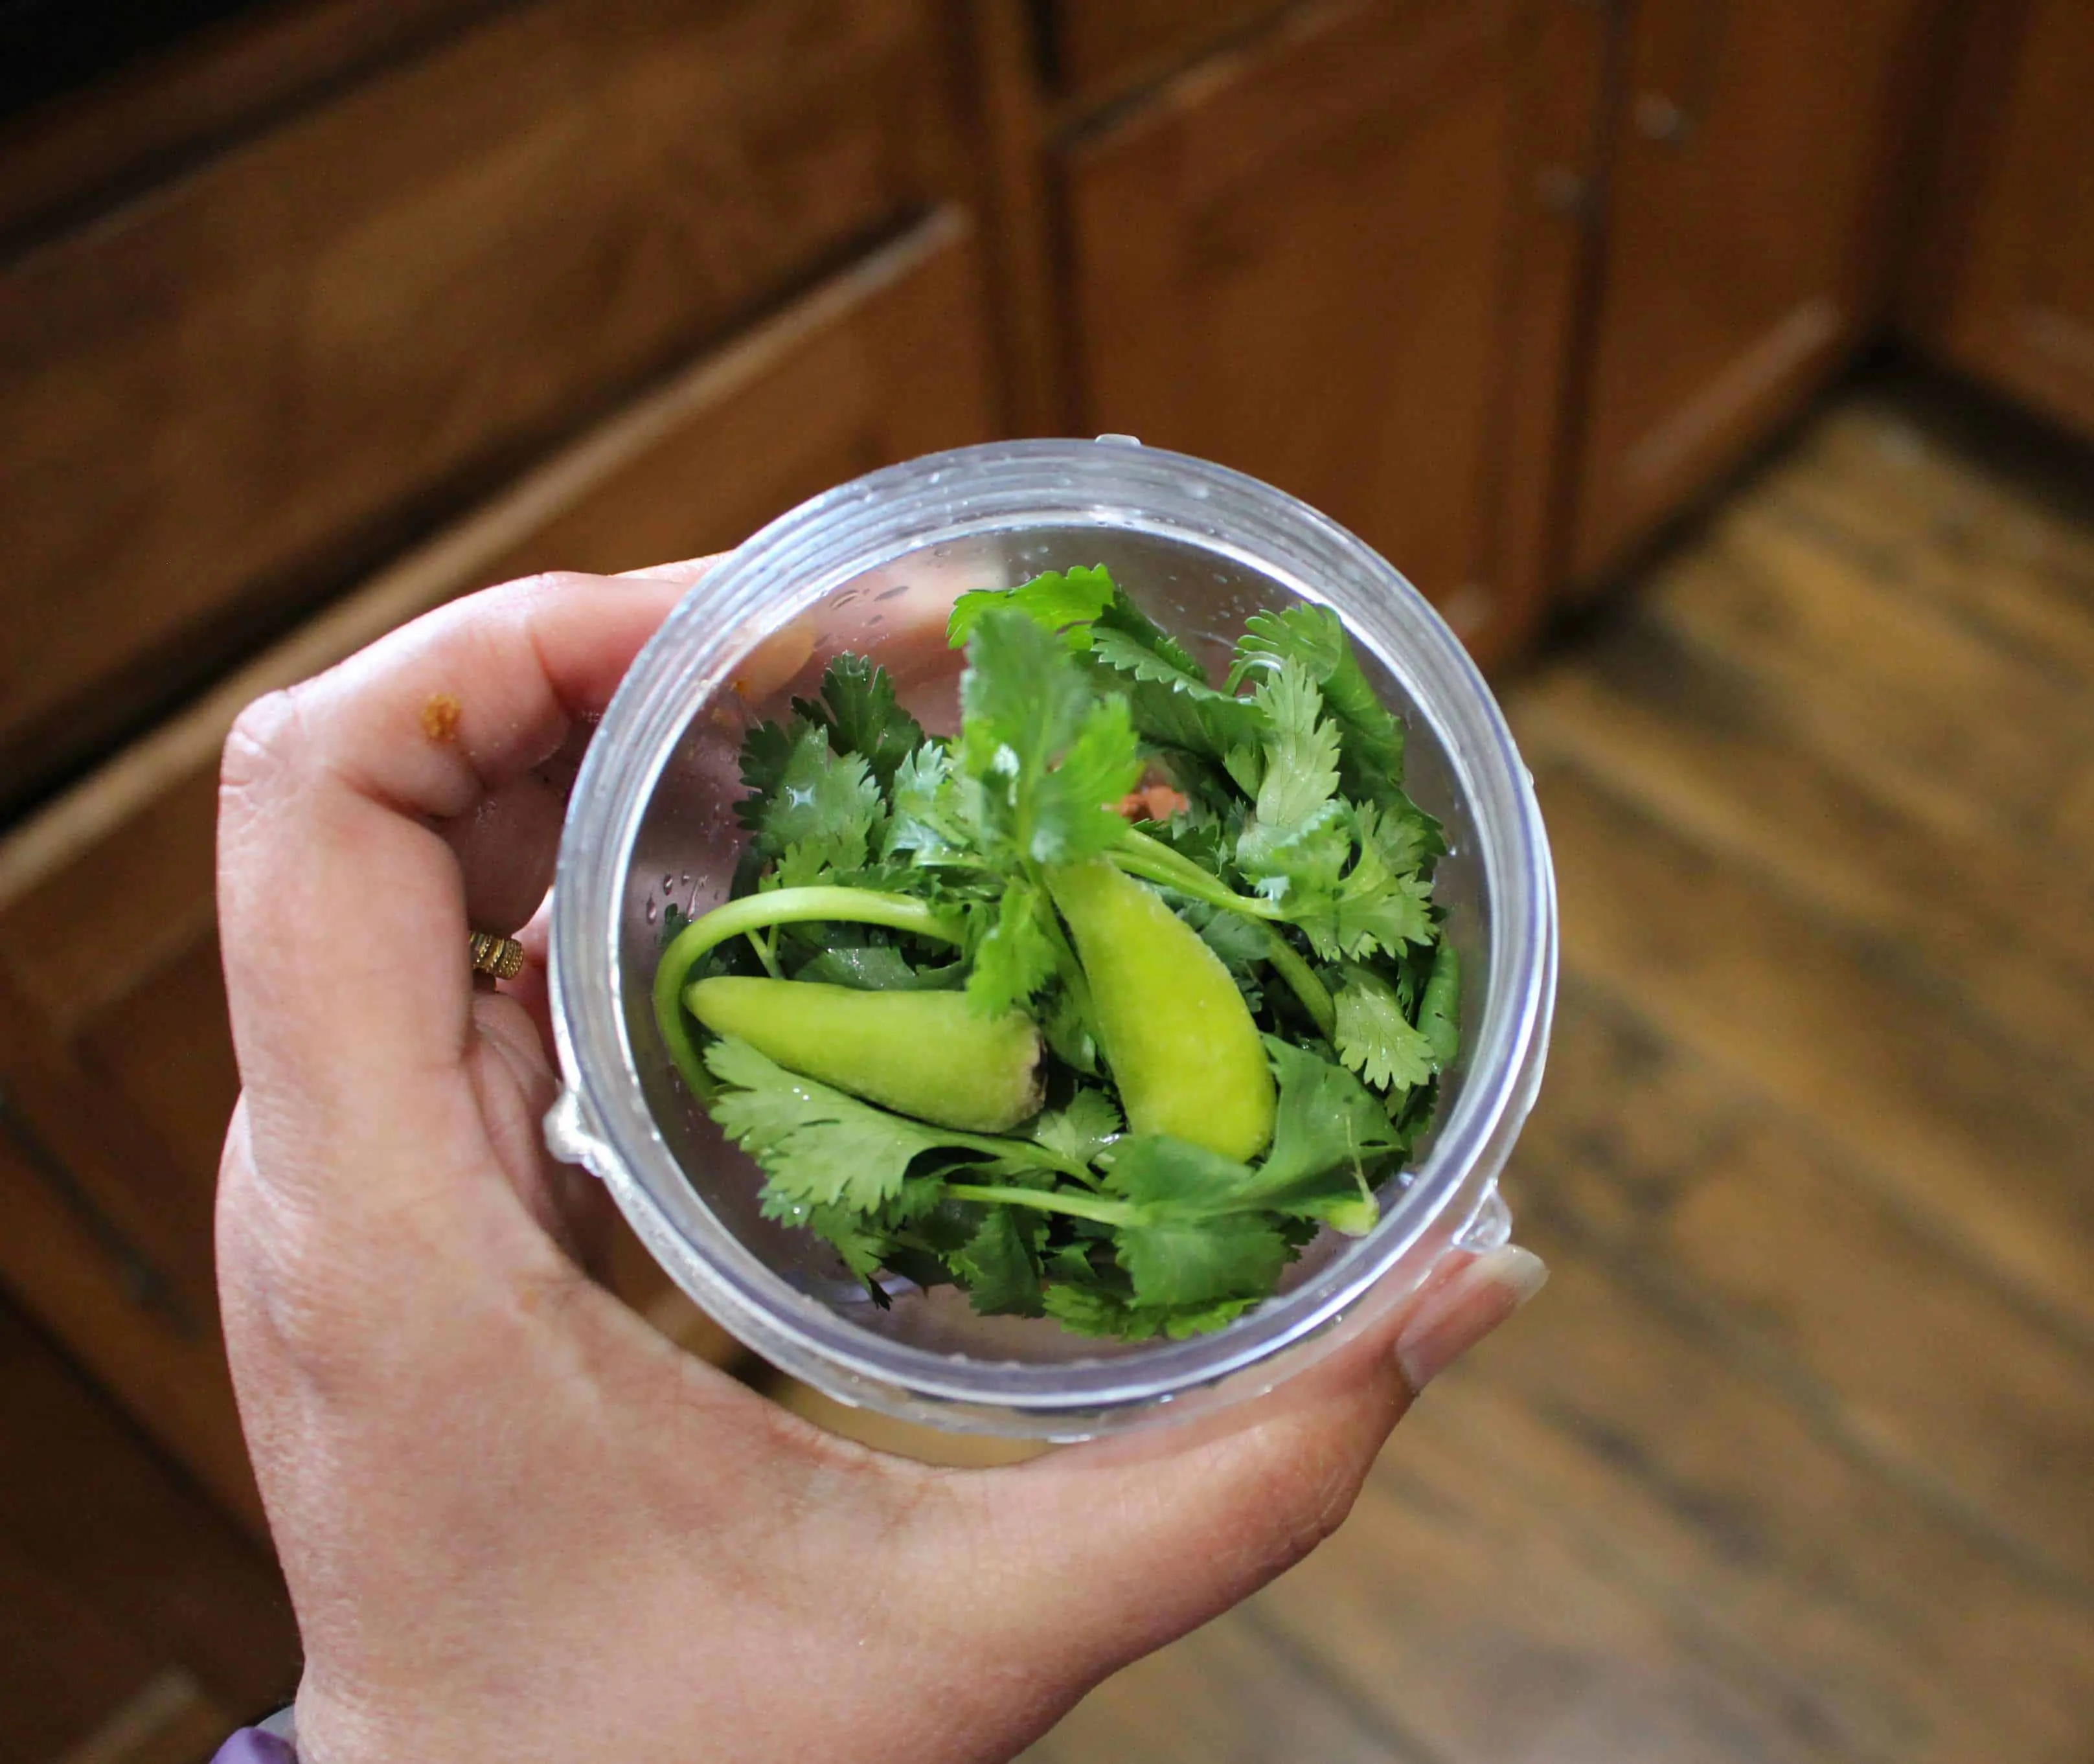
(652, 567), (1461, 1339)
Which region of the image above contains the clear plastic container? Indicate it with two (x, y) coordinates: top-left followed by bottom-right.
(545, 438), (1556, 1439)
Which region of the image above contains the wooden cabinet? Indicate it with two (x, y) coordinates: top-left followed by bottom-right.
(1043, 0), (1288, 106)
(0, 211), (994, 1537)
(1565, 0), (1941, 583)
(1058, 0), (1611, 665)
(0, 0), (955, 814)
(1907, 0), (2094, 443)
(0, 1293), (299, 1763)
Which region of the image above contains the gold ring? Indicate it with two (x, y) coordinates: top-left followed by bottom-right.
(468, 931), (526, 980)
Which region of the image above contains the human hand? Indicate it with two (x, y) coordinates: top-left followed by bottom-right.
(215, 564), (1545, 1764)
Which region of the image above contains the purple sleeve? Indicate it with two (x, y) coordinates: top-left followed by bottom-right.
(211, 1732), (297, 1764)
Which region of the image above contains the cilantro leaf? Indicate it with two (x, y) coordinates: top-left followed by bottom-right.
(1089, 626), (1206, 686)
(958, 608), (1141, 866)
(734, 716), (810, 830)
(1332, 965), (1438, 1093)
(1115, 1216), (1291, 1308)
(1042, 985), (1100, 1075)
(707, 1036), (955, 1214)
(795, 655), (924, 791)
(1238, 800), (1350, 907)
(1090, 578), (1207, 678)
(1233, 603), (1407, 799)
(791, 945), (963, 991)
(1176, 899), (1268, 1010)
(745, 723), (882, 872)
(801, 1204), (894, 1284)
(1250, 1037), (1400, 1230)
(1105, 1135), (1261, 1210)
(951, 1210), (1044, 1316)
(1029, 1088), (1122, 1165)
(1250, 657), (1342, 832)
(1101, 1108), (1374, 1235)
(1041, 1285), (1260, 1341)
(884, 741), (977, 866)
(966, 877), (1058, 1016)
(1417, 939), (1461, 1070)
(1355, 795), (1445, 878)
(1301, 832), (1435, 960)
(948, 565), (1117, 648)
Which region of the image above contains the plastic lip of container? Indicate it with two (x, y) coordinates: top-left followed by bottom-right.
(545, 437), (1557, 1440)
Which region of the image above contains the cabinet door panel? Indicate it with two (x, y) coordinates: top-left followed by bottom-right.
(1063, 0), (1600, 663)
(1567, 0), (1938, 581)
(0, 212), (992, 1533)
(1046, 0), (1286, 106)
(1915, 0), (2094, 440)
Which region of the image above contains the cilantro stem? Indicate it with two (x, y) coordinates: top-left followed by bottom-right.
(944, 1183), (1137, 1227)
(1110, 829), (1282, 920)
(932, 1136), (1096, 1184)
(654, 888), (966, 1103)
(1260, 926), (1336, 1039)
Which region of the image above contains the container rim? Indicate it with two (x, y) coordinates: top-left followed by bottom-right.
(547, 438), (1555, 1426)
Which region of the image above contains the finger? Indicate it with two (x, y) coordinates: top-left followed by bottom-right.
(954, 1245), (1547, 1676)
(617, 553), (723, 585)
(218, 572), (679, 1186)
(497, 894), (556, 1058)
(438, 719), (595, 930)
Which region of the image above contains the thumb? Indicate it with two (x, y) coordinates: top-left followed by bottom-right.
(959, 1244), (1547, 1677)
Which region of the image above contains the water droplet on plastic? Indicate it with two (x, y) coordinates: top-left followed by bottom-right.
(644, 899), (659, 923)
(662, 872), (675, 891)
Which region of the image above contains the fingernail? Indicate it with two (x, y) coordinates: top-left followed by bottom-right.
(1395, 1244), (1548, 1394)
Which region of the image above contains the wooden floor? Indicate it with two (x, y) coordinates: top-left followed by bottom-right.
(1001, 370), (2094, 1764)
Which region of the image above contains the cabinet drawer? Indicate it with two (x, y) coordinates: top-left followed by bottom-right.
(0, 0), (954, 810)
(0, 209), (992, 1529)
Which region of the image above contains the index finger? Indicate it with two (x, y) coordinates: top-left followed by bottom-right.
(218, 572), (681, 1161)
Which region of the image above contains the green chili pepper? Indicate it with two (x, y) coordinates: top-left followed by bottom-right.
(1045, 859), (1277, 1162)
(685, 977), (1044, 1133)
(652, 887), (964, 1103)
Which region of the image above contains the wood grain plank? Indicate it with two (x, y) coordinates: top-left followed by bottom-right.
(1510, 615), (2094, 1086)
(1641, 493), (2094, 866)
(1022, 1611), (1417, 1764)
(1526, 978), (2094, 1589)
(1531, 756), (2094, 1344)
(1251, 1364), (1856, 1764)
(1254, 1241), (2094, 1763)
(1762, 396), (2094, 686)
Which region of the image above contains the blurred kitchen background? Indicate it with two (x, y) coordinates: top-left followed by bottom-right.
(3, 1), (2091, 1759)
